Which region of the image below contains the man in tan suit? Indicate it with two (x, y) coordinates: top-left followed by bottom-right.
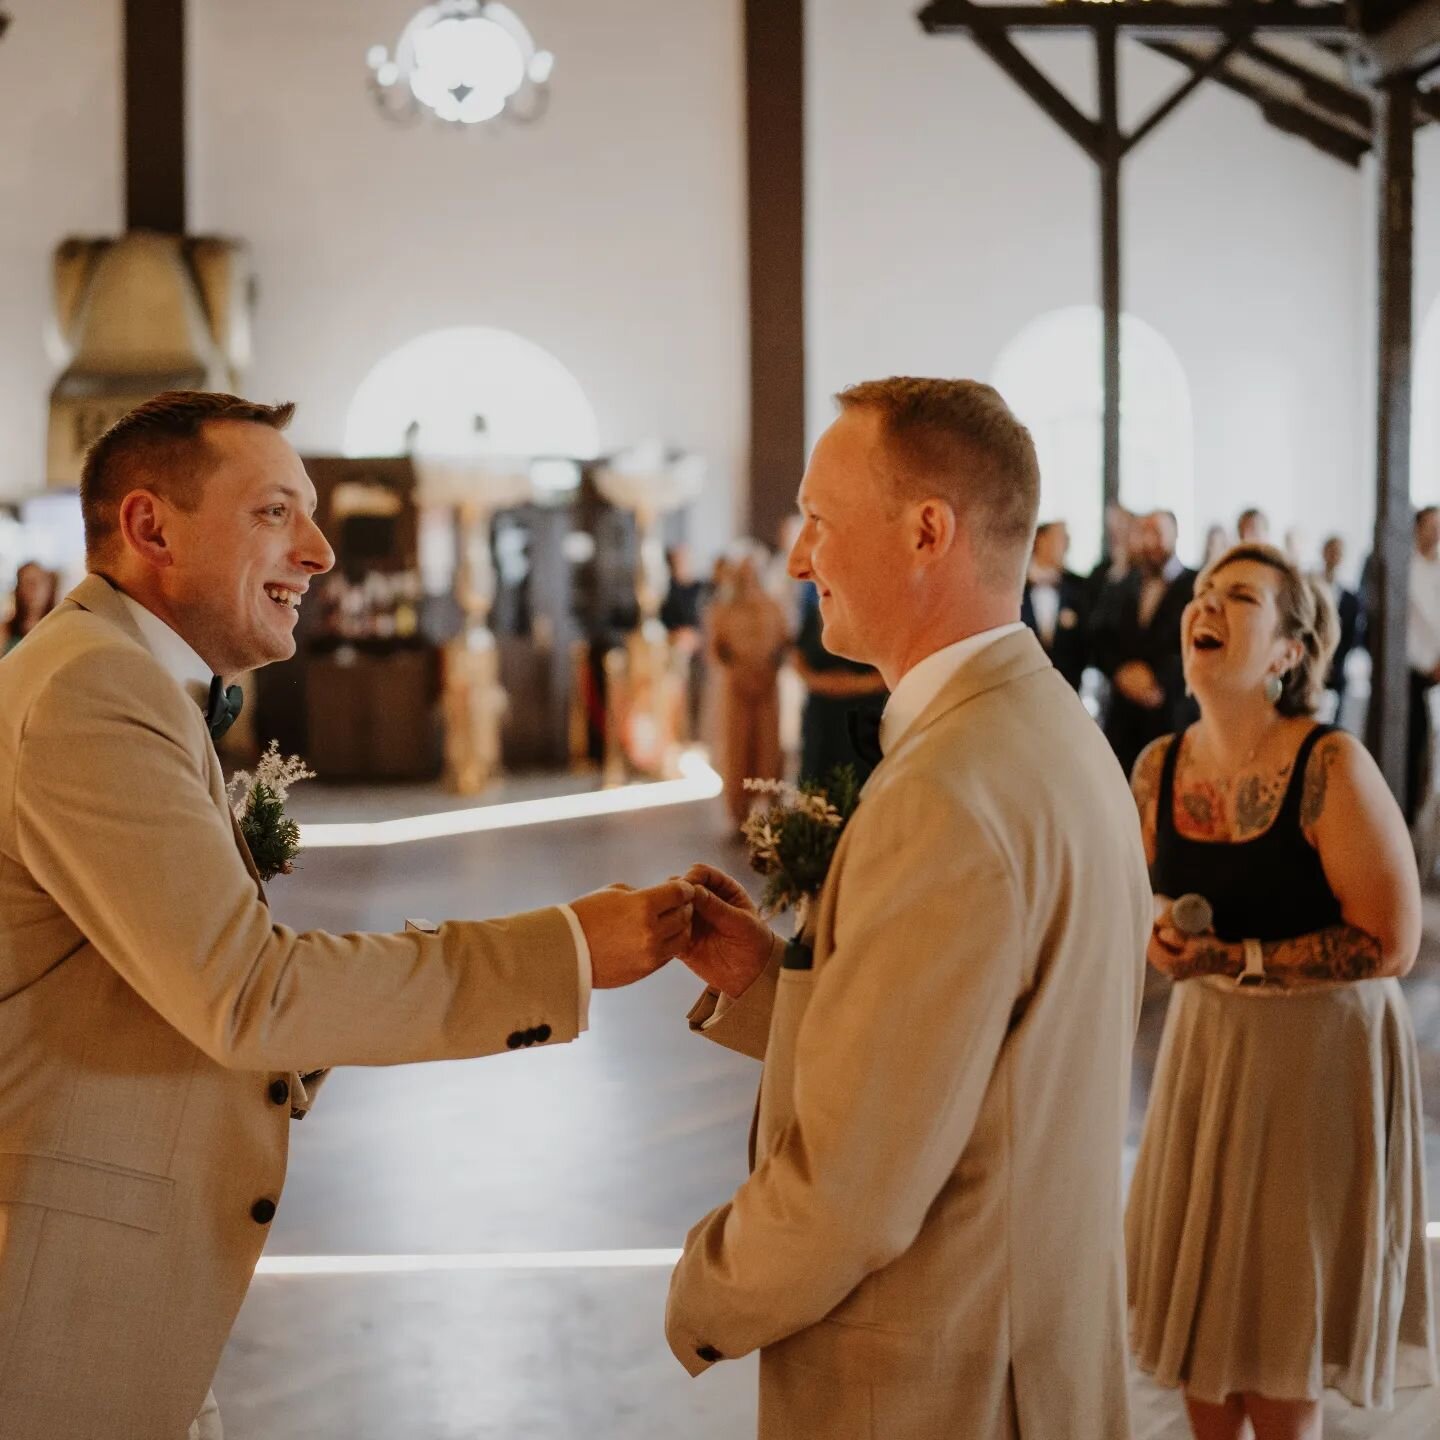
(667, 378), (1151, 1439)
(0, 392), (692, 1440)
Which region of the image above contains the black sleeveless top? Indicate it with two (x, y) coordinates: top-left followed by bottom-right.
(1151, 724), (1344, 943)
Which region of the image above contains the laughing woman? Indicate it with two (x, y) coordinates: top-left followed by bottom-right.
(1125, 542), (1436, 1440)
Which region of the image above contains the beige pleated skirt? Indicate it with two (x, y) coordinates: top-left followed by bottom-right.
(1126, 974), (1437, 1408)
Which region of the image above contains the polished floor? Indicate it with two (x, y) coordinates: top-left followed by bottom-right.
(214, 781), (1440, 1438)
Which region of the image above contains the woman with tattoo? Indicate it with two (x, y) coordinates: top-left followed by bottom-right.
(1125, 543), (1435, 1440)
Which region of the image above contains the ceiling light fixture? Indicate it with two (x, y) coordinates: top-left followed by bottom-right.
(367, 1), (553, 128)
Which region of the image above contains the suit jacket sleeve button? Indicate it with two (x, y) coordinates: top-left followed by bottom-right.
(535, 1024), (551, 1043)
(268, 1079), (291, 1106)
(696, 1345), (722, 1363)
(251, 1198), (277, 1225)
(506, 1032), (524, 1049)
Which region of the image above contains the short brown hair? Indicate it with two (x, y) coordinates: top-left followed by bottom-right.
(1201, 542), (1339, 716)
(835, 377), (1040, 587)
(80, 390), (295, 563)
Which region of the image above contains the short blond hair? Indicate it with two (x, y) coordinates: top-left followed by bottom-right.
(1201, 542), (1339, 716)
(836, 377), (1039, 587)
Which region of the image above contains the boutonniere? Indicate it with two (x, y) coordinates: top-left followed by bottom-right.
(741, 766), (861, 948)
(226, 740), (316, 882)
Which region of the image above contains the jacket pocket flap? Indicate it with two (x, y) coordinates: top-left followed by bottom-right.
(0, 1152), (173, 1234)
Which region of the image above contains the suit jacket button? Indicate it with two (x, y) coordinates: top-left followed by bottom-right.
(268, 1078), (291, 1106)
(506, 1032), (524, 1049)
(696, 1345), (722, 1363)
(251, 1198), (277, 1225)
(534, 1024), (551, 1043)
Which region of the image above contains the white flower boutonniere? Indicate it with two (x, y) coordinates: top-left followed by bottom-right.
(226, 741), (316, 882)
(740, 765), (861, 940)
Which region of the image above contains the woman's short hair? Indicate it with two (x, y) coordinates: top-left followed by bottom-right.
(1199, 542), (1339, 716)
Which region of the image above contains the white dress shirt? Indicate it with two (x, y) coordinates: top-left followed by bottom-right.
(1408, 552), (1440, 676)
(114, 587), (593, 1028)
(879, 623), (1029, 756)
(1029, 583), (1060, 648)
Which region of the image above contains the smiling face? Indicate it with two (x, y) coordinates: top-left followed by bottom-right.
(787, 407), (915, 670)
(1183, 557), (1302, 704)
(145, 421), (335, 675)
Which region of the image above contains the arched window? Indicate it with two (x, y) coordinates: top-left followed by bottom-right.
(1413, 296), (1440, 508)
(992, 307), (1195, 572)
(344, 326), (600, 460)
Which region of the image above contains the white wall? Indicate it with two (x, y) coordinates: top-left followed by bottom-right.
(188, 0), (747, 547)
(807, 1), (1381, 572)
(0, 0), (122, 501)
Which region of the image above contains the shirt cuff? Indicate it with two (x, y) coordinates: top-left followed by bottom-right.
(558, 903), (592, 1033)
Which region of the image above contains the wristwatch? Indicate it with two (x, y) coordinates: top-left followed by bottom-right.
(1234, 937), (1266, 988)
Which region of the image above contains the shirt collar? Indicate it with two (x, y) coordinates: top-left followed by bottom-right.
(115, 590), (215, 701)
(879, 622), (1028, 755)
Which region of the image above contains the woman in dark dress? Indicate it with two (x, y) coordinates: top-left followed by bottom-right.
(1126, 543), (1435, 1440)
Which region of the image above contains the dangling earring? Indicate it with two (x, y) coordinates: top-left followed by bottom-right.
(1264, 672), (1283, 706)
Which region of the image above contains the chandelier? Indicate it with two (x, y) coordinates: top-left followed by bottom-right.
(367, 2), (553, 128)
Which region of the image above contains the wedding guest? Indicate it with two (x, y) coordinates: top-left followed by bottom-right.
(1127, 541), (1435, 1440)
(1236, 506), (1269, 544)
(791, 580), (887, 785)
(707, 556), (790, 830)
(1022, 519), (1088, 689)
(660, 543), (708, 741)
(1085, 501), (1135, 613)
(1407, 506), (1440, 823)
(1092, 509), (1197, 776)
(1201, 524), (1230, 569)
(2, 561), (58, 656)
(1319, 533), (1364, 720)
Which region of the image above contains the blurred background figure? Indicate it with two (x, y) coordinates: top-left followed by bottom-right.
(1093, 509), (1197, 777)
(792, 580), (887, 786)
(2, 560), (58, 657)
(1237, 506), (1270, 544)
(660, 542), (709, 742)
(1407, 506), (1440, 825)
(707, 555), (789, 831)
(1320, 533), (1365, 726)
(1086, 503), (1135, 616)
(1022, 520), (1089, 691)
(1200, 523), (1231, 570)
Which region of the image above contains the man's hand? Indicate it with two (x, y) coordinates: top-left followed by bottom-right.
(1114, 661), (1164, 709)
(680, 864), (775, 999)
(571, 880), (694, 989)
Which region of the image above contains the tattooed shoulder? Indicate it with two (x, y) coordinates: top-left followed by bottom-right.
(1131, 736), (1173, 816)
(1300, 733), (1344, 830)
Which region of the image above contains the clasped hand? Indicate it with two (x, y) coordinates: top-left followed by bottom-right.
(570, 865), (775, 996)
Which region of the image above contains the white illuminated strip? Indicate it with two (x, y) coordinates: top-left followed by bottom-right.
(299, 751), (722, 850)
(1430, 1222), (1440, 1241)
(256, 1249), (683, 1276)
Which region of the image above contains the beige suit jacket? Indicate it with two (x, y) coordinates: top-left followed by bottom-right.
(0, 576), (580, 1439)
(666, 629), (1151, 1439)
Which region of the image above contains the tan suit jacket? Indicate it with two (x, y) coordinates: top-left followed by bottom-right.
(0, 576), (579, 1439)
(666, 629), (1151, 1439)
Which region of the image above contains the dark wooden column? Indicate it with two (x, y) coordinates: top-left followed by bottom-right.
(124, 0), (186, 232)
(1097, 28), (1122, 512)
(1369, 75), (1416, 800)
(744, 0), (806, 546)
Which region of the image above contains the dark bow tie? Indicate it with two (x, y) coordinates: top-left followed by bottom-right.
(204, 675), (244, 741)
(847, 708), (884, 768)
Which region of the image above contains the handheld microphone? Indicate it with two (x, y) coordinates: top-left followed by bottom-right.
(1170, 893), (1214, 937)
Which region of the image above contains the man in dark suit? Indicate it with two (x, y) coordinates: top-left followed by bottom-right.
(1022, 520), (1089, 690)
(1092, 509), (1197, 777)
(1319, 534), (1364, 721)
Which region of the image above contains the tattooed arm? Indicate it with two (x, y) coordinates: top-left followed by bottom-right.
(1130, 735), (1174, 869)
(1149, 731), (1418, 986)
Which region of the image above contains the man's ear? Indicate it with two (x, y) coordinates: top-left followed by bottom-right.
(914, 497), (958, 560)
(117, 490), (175, 571)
